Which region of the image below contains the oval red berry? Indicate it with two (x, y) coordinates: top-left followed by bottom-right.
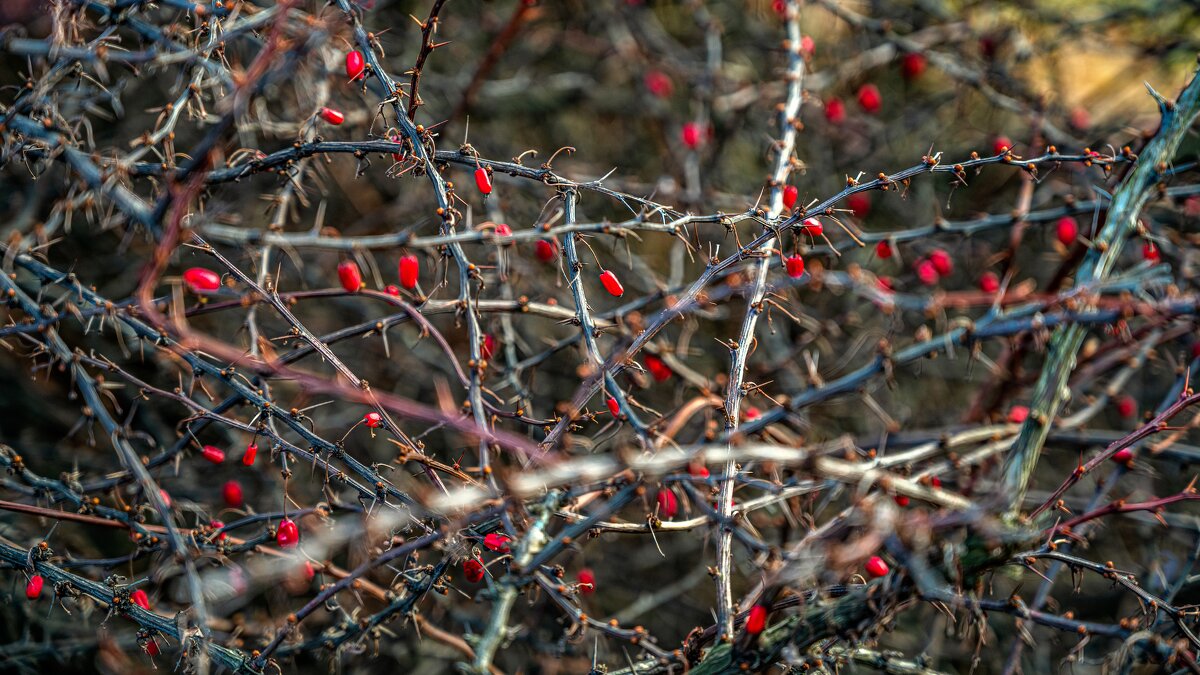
(337, 260), (362, 293)
(464, 558), (485, 583)
(183, 268), (221, 293)
(277, 519), (300, 548)
(25, 574), (43, 600)
(399, 255), (420, 290)
(600, 270), (624, 297)
(242, 443), (258, 466)
(474, 167), (493, 195)
(319, 107), (344, 125)
(201, 445), (225, 464)
(222, 480), (243, 508)
(785, 255), (805, 279)
(345, 50), (365, 80)
(746, 604), (768, 634)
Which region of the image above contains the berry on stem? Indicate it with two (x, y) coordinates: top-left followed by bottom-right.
(1007, 405), (1029, 424)
(746, 605), (768, 634)
(577, 568), (595, 594)
(483, 532), (511, 552)
(385, 284), (401, 296)
(600, 270), (624, 297)
(319, 107), (344, 125)
(801, 217), (823, 237)
(337, 260), (362, 293)
(1112, 448), (1134, 464)
(656, 489), (678, 519)
(681, 122), (704, 149)
(364, 412), (383, 428)
(782, 185), (799, 210)
(345, 50), (365, 80)
(25, 574), (43, 600)
(242, 443), (258, 466)
(463, 558), (485, 583)
(865, 556), (890, 578)
(644, 354), (672, 382)
(785, 254), (805, 279)
(277, 519), (300, 548)
(606, 396), (621, 417)
(399, 255), (420, 290)
(875, 241), (893, 259)
(131, 588), (151, 610)
(1143, 242), (1160, 262)
(1116, 396), (1136, 419)
(482, 333), (497, 360)
(474, 167), (493, 195)
(799, 35), (815, 58)
(992, 135), (1013, 156)
(535, 239), (558, 262)
(183, 268), (221, 293)
(201, 445), (225, 464)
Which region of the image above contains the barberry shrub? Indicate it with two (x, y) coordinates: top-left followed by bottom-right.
(1, 1), (1199, 674)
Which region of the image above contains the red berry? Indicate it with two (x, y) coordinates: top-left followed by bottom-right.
(385, 284), (401, 296)
(847, 193), (871, 218)
(1007, 405), (1029, 423)
(242, 443), (258, 466)
(25, 574), (43, 600)
(1116, 396), (1136, 419)
(364, 412), (383, 428)
(319, 107), (344, 125)
(643, 70), (673, 98)
(482, 333), (497, 360)
(159, 489), (172, 508)
(801, 217), (823, 237)
(494, 223), (512, 238)
(644, 354), (672, 382)
(865, 556), (889, 578)
(894, 494), (910, 507)
(876, 276), (894, 292)
(681, 122), (704, 149)
(689, 463), (710, 478)
(474, 167), (493, 195)
(744, 407), (761, 421)
(901, 52), (927, 81)
(1112, 448), (1134, 464)
(303, 561), (316, 581)
(222, 480), (243, 508)
(1143, 242), (1160, 262)
(399, 255), (420, 290)
(144, 638), (160, 656)
(337, 260), (362, 293)
(771, 0), (786, 16)
(577, 568), (595, 594)
(345, 50), (365, 80)
(929, 249), (952, 276)
(600, 269), (624, 297)
(483, 532), (511, 552)
(857, 84), (882, 113)
(824, 97), (845, 124)
(799, 35), (815, 58)
(782, 185), (799, 210)
(606, 396), (621, 417)
(993, 136), (1013, 156)
(183, 267), (221, 293)
(875, 240), (893, 259)
(746, 604), (768, 634)
(210, 519), (227, 541)
(916, 259), (939, 286)
(463, 558), (485, 583)
(130, 588), (151, 610)
(930, 476), (942, 488)
(656, 489), (678, 519)
(785, 254), (805, 279)
(535, 239), (558, 262)
(277, 519), (300, 548)
(201, 445), (225, 464)
(1055, 217), (1078, 247)
(980, 271), (1000, 293)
